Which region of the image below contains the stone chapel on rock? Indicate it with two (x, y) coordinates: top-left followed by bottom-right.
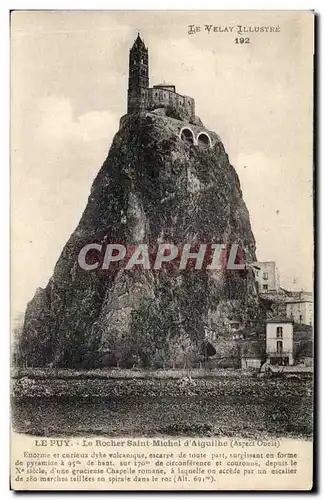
(125, 34), (213, 149)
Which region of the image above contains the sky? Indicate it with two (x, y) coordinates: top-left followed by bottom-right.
(11, 10), (314, 318)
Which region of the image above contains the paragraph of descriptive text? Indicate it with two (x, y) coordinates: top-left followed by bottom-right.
(11, 434), (313, 491)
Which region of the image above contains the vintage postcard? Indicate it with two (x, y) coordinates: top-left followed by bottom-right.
(10, 10), (314, 491)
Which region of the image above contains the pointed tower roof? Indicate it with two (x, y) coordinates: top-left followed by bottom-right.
(131, 32), (146, 50)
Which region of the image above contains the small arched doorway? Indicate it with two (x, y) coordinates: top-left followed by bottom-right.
(180, 127), (194, 145)
(197, 132), (211, 149)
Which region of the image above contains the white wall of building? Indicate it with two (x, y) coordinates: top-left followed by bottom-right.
(266, 321), (294, 365)
(286, 300), (313, 326)
(254, 261), (278, 293)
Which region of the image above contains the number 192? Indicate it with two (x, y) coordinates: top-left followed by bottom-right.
(234, 38), (250, 44)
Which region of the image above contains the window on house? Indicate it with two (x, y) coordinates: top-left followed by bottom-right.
(276, 340), (283, 355)
(300, 315), (303, 323)
(263, 284), (268, 291)
(263, 272), (268, 280)
(276, 326), (283, 338)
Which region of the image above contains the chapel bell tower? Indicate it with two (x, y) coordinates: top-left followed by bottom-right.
(127, 34), (149, 114)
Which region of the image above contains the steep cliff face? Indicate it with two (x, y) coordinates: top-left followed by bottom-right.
(19, 109), (259, 368)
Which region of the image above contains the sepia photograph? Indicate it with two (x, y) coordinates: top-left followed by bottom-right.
(10, 9), (314, 490)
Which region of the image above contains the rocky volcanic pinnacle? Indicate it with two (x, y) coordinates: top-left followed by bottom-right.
(18, 109), (260, 368)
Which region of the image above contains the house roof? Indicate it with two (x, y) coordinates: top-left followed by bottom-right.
(281, 288), (313, 300)
(153, 84), (176, 89)
(285, 297), (313, 304)
(266, 315), (293, 324)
